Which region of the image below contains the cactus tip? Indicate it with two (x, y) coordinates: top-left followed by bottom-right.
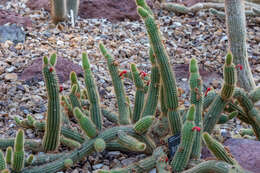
(189, 58), (198, 73)
(226, 53), (233, 65)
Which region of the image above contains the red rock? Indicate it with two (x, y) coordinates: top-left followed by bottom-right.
(0, 9), (32, 28)
(19, 57), (83, 84)
(26, 0), (153, 22)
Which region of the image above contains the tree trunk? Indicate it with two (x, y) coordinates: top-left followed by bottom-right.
(224, 0), (256, 92)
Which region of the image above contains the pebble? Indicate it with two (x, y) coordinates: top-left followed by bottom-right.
(93, 163), (104, 170)
(4, 73), (18, 81)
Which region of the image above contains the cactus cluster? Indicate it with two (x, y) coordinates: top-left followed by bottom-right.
(0, 0), (259, 172)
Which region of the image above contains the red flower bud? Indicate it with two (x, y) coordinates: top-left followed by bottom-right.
(165, 157), (168, 162)
(139, 71), (147, 78)
(236, 64), (243, 70)
(192, 126), (201, 132)
(119, 70), (127, 77)
(205, 88), (211, 96)
(49, 67), (53, 72)
(59, 86), (63, 92)
(146, 80), (150, 86)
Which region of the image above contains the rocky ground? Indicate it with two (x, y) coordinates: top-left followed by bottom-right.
(0, 0), (259, 172)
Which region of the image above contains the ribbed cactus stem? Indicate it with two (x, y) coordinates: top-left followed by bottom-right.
(204, 53), (237, 134)
(73, 107), (98, 138)
(141, 48), (160, 118)
(0, 150), (5, 171)
(202, 132), (237, 165)
(60, 136), (81, 149)
(66, 0), (79, 21)
(249, 87), (260, 103)
(42, 54), (61, 152)
(131, 63), (145, 123)
(136, 0), (153, 16)
(26, 154), (34, 166)
(117, 131), (146, 152)
(94, 138), (106, 152)
(70, 71), (81, 94)
(138, 7), (181, 135)
(99, 43), (130, 125)
(5, 147), (12, 165)
(64, 159), (73, 168)
(171, 105), (196, 172)
(82, 53), (102, 130)
(134, 116), (155, 135)
(12, 129), (24, 172)
(50, 0), (67, 24)
(225, 0), (256, 92)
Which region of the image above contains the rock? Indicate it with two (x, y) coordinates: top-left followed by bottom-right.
(121, 157), (136, 166)
(0, 9), (32, 28)
(149, 168), (156, 173)
(19, 57), (83, 84)
(4, 73), (18, 81)
(93, 163), (104, 170)
(202, 138), (260, 173)
(26, 0), (153, 22)
(0, 24), (26, 44)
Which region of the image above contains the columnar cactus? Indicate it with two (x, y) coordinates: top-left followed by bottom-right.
(12, 129), (25, 172)
(50, 0), (67, 24)
(42, 54), (62, 152)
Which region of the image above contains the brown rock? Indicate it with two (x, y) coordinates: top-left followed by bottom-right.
(202, 138), (260, 173)
(0, 9), (32, 28)
(26, 0), (153, 22)
(5, 73), (18, 81)
(19, 57), (83, 84)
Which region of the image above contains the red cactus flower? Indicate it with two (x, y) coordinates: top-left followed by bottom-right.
(205, 87), (211, 96)
(49, 67), (53, 72)
(119, 70), (127, 77)
(139, 71), (147, 78)
(192, 126), (201, 132)
(146, 80), (150, 86)
(236, 64), (243, 70)
(165, 157), (168, 162)
(59, 86), (63, 92)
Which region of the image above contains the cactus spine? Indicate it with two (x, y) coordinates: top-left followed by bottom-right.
(12, 129), (24, 172)
(42, 54), (61, 152)
(99, 43), (131, 125)
(82, 53), (102, 130)
(171, 105), (196, 172)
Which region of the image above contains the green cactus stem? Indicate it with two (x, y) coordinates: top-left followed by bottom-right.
(239, 128), (254, 136)
(0, 139), (41, 152)
(50, 0), (67, 24)
(136, 0), (153, 16)
(101, 108), (119, 124)
(156, 153), (171, 173)
(131, 63), (145, 123)
(26, 154), (34, 166)
(70, 71), (81, 94)
(138, 6), (181, 135)
(69, 84), (82, 111)
(217, 111), (238, 124)
(159, 85), (168, 117)
(171, 105), (196, 172)
(30, 153), (66, 166)
(12, 129), (25, 172)
(202, 132), (237, 165)
(82, 53), (102, 130)
(42, 55), (61, 152)
(64, 159), (73, 168)
(249, 87), (260, 103)
(117, 131), (146, 152)
(94, 138), (106, 152)
(0, 150), (5, 171)
(203, 89), (217, 110)
(203, 53), (237, 134)
(5, 147), (12, 165)
(189, 58), (203, 159)
(73, 107), (98, 138)
(141, 48), (160, 118)
(21, 126), (154, 173)
(99, 43), (131, 125)
(182, 160), (247, 173)
(134, 116), (155, 135)
(66, 0), (79, 22)
(60, 136), (81, 149)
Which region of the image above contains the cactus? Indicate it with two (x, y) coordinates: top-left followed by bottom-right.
(94, 138), (106, 152)
(117, 131), (146, 152)
(171, 105), (196, 172)
(202, 132), (237, 165)
(60, 136), (81, 149)
(189, 58), (203, 159)
(26, 154), (34, 166)
(42, 54), (62, 152)
(64, 159), (73, 168)
(66, 0), (79, 22)
(82, 53), (102, 130)
(99, 43), (131, 125)
(5, 147), (12, 165)
(50, 0), (67, 24)
(0, 150), (5, 171)
(134, 116), (155, 135)
(12, 129), (25, 172)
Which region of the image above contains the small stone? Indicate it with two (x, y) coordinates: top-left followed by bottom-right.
(5, 73), (18, 81)
(149, 168), (156, 173)
(93, 163), (104, 170)
(6, 66), (16, 73)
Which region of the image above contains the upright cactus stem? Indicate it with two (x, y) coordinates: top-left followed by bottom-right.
(204, 53), (237, 134)
(66, 0), (79, 22)
(189, 58), (203, 159)
(50, 0), (67, 24)
(131, 63), (145, 123)
(141, 48), (160, 118)
(42, 54), (61, 152)
(171, 105), (196, 172)
(0, 150), (5, 171)
(99, 43), (131, 125)
(82, 53), (102, 130)
(138, 7), (181, 135)
(5, 147), (12, 165)
(12, 129), (24, 172)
